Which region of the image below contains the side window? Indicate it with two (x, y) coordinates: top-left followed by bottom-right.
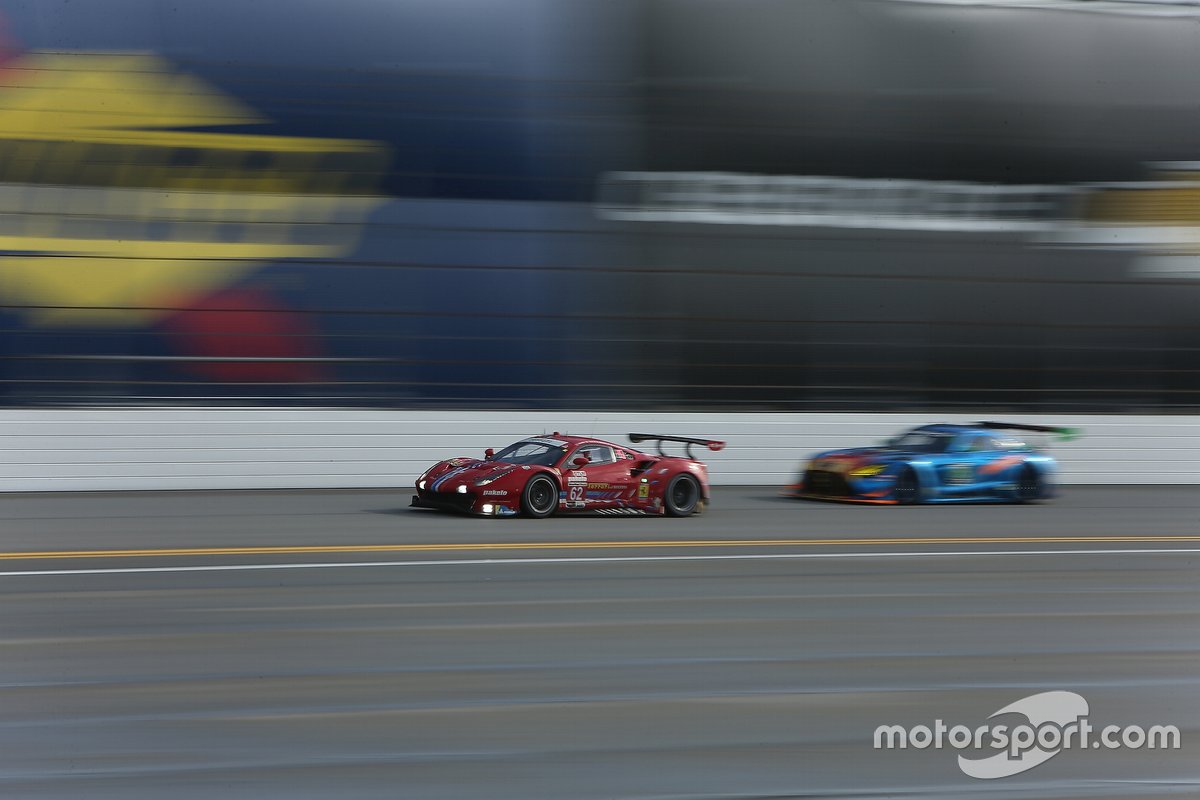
(946, 435), (971, 453)
(969, 435), (997, 452)
(574, 444), (616, 466)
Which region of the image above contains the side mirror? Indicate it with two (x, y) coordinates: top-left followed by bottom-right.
(484, 448), (495, 460)
(571, 455), (590, 467)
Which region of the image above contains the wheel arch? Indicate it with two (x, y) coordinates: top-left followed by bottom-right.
(1023, 458), (1055, 480)
(535, 465), (564, 490)
(663, 466), (708, 499)
(525, 468), (564, 502)
(662, 470), (704, 516)
(520, 469), (564, 517)
(906, 460), (938, 500)
(1017, 456), (1057, 501)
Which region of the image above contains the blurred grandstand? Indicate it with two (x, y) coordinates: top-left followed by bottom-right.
(0, 0), (1198, 410)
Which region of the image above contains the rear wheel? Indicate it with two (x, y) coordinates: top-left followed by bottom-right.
(521, 474), (558, 518)
(1015, 465), (1043, 503)
(664, 474), (701, 517)
(893, 467), (920, 505)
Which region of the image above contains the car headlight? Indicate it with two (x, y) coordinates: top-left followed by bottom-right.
(418, 479), (427, 490)
(475, 468), (513, 487)
(849, 464), (888, 478)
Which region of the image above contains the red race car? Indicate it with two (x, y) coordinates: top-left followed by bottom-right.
(410, 433), (725, 518)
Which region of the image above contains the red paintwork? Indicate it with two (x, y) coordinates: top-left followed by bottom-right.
(412, 433), (715, 517)
(159, 288), (325, 383)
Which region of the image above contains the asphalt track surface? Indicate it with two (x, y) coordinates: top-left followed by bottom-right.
(1, 486), (1198, 799)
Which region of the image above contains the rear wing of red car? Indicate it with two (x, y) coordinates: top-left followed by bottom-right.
(977, 421), (1082, 442)
(629, 433), (726, 459)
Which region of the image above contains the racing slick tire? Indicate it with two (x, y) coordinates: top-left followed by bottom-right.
(1015, 465), (1044, 503)
(520, 474), (559, 518)
(893, 467), (920, 505)
(664, 474), (701, 517)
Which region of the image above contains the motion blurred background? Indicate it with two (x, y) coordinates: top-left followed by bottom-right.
(2, 0), (1199, 412)
(3, 7), (1199, 797)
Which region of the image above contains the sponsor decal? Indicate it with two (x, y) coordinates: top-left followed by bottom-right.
(601, 163), (1200, 283)
(482, 489), (508, 496)
(599, 171), (1075, 234)
(637, 484), (650, 498)
(567, 470), (588, 486)
(1049, 163), (1200, 279)
(945, 463), (974, 485)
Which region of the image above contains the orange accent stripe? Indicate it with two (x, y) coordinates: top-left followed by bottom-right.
(793, 494), (898, 505)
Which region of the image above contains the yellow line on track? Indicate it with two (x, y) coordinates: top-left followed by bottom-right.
(0, 535), (1199, 561)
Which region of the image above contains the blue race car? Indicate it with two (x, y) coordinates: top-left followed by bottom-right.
(787, 422), (1080, 505)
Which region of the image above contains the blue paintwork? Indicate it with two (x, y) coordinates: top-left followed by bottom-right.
(800, 424), (1059, 504)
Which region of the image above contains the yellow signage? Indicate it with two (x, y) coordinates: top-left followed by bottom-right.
(0, 52), (387, 325)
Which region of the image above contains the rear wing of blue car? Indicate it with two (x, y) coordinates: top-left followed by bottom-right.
(629, 433), (726, 459)
(977, 422), (1082, 442)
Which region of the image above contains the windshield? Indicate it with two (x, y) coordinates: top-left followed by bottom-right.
(890, 430), (955, 453)
(491, 439), (568, 466)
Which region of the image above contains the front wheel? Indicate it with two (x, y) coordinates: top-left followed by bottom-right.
(893, 467), (920, 505)
(521, 474), (559, 518)
(664, 474), (701, 517)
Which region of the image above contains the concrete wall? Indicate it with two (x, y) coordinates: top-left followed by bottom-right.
(1, 409), (1196, 492)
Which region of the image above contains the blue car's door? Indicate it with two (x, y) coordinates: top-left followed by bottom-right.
(932, 433), (994, 496)
(933, 455), (977, 494)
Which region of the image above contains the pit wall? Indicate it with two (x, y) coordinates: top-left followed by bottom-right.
(1, 409), (1195, 492)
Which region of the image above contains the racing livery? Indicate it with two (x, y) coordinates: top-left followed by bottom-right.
(787, 422), (1080, 505)
(411, 433), (725, 517)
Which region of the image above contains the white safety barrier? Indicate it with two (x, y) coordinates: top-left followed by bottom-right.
(0, 409), (1197, 492)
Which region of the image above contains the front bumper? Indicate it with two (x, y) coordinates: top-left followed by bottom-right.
(410, 490), (518, 516)
(783, 470), (898, 504)
(786, 490), (898, 505)
(411, 489), (478, 514)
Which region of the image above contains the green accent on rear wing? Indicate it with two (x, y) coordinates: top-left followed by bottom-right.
(1056, 427), (1083, 442)
(978, 421), (1083, 443)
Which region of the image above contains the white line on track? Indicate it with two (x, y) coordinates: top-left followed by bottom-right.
(1, 548), (1199, 577)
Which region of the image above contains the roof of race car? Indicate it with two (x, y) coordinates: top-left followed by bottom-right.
(912, 423), (982, 434)
(516, 433), (624, 448)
